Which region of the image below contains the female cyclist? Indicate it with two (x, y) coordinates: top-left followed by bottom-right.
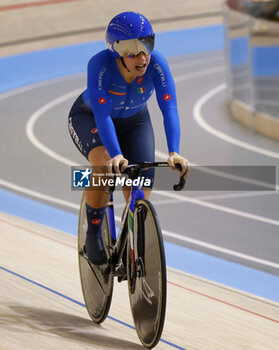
(68, 11), (189, 265)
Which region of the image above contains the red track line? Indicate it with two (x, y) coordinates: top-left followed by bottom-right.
(0, 0), (80, 12)
(167, 280), (279, 324)
(0, 217), (76, 249)
(1, 216), (279, 324)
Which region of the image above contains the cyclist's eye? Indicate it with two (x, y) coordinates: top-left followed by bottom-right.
(127, 52), (147, 58)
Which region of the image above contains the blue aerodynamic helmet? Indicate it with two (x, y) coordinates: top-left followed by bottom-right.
(105, 12), (155, 58)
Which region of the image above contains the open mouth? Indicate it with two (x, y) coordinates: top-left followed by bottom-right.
(135, 64), (147, 71)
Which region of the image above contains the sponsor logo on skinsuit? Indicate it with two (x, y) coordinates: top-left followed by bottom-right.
(137, 77), (143, 84)
(91, 128), (98, 134)
(68, 117), (83, 153)
(98, 66), (107, 90)
(154, 63), (166, 87)
(98, 97), (106, 104)
(91, 219), (101, 225)
(163, 94), (171, 101)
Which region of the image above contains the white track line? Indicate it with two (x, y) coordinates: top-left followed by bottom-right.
(193, 191), (278, 201)
(162, 229), (279, 270)
(0, 178), (79, 210)
(170, 55), (224, 70)
(25, 88), (279, 226)
(155, 149), (278, 191)
(0, 63), (278, 268)
(174, 67), (224, 82)
(0, 178), (278, 270)
(25, 88), (83, 166)
(108, 191), (278, 205)
(26, 83), (276, 190)
(0, 73), (85, 101)
(153, 189), (279, 226)
(193, 83), (279, 160)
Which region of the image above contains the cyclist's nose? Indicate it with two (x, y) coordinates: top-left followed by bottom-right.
(137, 52), (147, 63)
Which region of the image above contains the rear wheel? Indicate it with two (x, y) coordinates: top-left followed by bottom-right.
(78, 193), (113, 323)
(127, 199), (167, 348)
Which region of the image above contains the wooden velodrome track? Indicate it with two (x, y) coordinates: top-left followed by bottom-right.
(1, 211), (279, 350)
(1, 1), (279, 349)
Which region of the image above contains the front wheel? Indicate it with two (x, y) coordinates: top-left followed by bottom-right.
(78, 193), (113, 324)
(127, 199), (167, 349)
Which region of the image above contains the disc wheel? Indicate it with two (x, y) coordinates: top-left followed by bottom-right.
(127, 199), (167, 348)
(78, 193), (113, 323)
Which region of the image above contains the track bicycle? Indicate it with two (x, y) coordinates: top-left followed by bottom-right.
(78, 161), (186, 348)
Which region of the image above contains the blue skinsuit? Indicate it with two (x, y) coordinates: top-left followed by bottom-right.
(81, 49), (180, 158)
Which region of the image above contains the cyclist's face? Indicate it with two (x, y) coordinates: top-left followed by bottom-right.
(124, 52), (151, 76)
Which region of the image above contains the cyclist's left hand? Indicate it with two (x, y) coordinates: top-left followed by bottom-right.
(168, 152), (189, 179)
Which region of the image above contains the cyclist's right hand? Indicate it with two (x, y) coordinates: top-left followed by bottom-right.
(107, 154), (128, 174)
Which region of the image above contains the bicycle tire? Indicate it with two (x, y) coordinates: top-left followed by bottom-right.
(127, 199), (167, 348)
(78, 193), (114, 324)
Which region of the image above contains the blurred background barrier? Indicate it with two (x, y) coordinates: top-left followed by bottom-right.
(223, 0), (279, 140)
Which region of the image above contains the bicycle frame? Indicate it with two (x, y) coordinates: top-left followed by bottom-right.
(104, 160), (186, 273)
(105, 182), (144, 272)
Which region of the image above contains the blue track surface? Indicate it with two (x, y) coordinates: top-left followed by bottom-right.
(0, 25), (224, 93)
